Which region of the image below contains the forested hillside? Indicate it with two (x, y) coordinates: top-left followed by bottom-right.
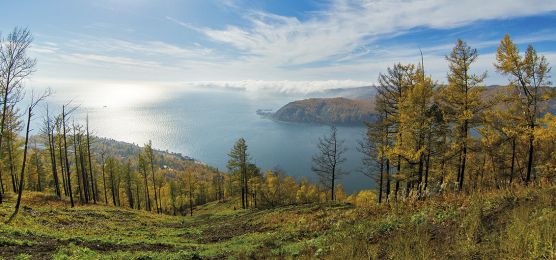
(272, 97), (376, 124)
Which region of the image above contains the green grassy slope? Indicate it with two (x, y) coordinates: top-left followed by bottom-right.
(0, 186), (555, 259)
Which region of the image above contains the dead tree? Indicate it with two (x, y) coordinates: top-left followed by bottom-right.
(85, 115), (97, 203)
(138, 153), (151, 211)
(99, 145), (109, 204)
(124, 160), (134, 208)
(6, 89), (49, 223)
(72, 121), (84, 204)
(44, 106), (61, 198)
(77, 129), (90, 203)
(62, 104), (76, 207)
(56, 117), (68, 196)
(311, 126), (347, 201)
(145, 141), (160, 213)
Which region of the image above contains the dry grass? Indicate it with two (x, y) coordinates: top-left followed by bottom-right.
(0, 187), (554, 259)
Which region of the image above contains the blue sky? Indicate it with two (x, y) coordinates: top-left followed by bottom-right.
(2, 0), (556, 95)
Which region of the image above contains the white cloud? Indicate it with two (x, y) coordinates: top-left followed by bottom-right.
(181, 0), (556, 67)
(27, 0), (556, 95)
(181, 79), (372, 94)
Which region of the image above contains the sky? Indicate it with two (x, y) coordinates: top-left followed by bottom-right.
(2, 0), (556, 97)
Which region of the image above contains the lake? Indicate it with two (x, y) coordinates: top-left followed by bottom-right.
(61, 87), (373, 193)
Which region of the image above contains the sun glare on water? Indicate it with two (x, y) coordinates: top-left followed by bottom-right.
(84, 83), (168, 108)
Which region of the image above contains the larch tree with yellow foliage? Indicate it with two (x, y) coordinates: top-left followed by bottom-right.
(439, 39), (486, 191)
(495, 34), (552, 184)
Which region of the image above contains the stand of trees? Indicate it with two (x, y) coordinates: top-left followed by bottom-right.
(365, 36), (554, 203)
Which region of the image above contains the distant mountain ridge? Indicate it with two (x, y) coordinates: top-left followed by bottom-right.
(271, 97), (376, 125)
(266, 85), (556, 125)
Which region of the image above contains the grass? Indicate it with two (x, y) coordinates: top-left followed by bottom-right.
(0, 186), (555, 259)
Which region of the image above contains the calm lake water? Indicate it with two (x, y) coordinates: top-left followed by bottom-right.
(62, 87), (373, 193)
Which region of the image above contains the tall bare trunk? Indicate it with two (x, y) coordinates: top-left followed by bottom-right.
(62, 106), (74, 208)
(6, 107), (31, 223)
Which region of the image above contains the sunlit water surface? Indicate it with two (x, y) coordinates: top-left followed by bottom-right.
(49, 87), (373, 193)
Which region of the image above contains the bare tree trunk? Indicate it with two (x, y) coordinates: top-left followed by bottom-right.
(143, 170), (151, 211)
(0, 170), (4, 204)
(101, 155), (108, 204)
(459, 121), (469, 192)
(34, 143), (43, 192)
(62, 106), (75, 208)
(58, 136), (68, 196)
(136, 183), (141, 210)
(47, 114), (61, 198)
(8, 138), (18, 193)
(78, 134), (89, 203)
(72, 123), (84, 204)
(6, 107), (32, 223)
(525, 129), (534, 185)
(244, 156), (249, 207)
(509, 137), (516, 184)
(150, 159), (160, 214)
(109, 163), (117, 206)
(126, 162), (134, 209)
(85, 117), (97, 203)
(188, 174), (194, 216)
(378, 156), (384, 204)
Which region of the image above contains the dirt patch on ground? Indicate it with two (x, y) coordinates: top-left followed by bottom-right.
(0, 235), (59, 260)
(200, 221), (272, 243)
(78, 240), (176, 252)
(0, 233), (177, 259)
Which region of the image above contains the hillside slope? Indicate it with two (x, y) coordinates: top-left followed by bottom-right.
(0, 186), (554, 259)
(272, 97), (376, 125)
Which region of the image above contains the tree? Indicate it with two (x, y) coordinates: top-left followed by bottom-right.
(312, 126), (347, 201)
(184, 170), (196, 216)
(43, 106), (61, 198)
(62, 104), (76, 207)
(100, 145), (109, 204)
(144, 141), (160, 213)
(85, 115), (97, 203)
(7, 90), (49, 223)
(138, 153), (151, 211)
(227, 138), (250, 209)
(2, 104), (22, 195)
(396, 66), (435, 196)
(440, 39), (486, 191)
(124, 159), (134, 208)
(72, 122), (85, 204)
(376, 63), (417, 199)
(55, 116), (68, 196)
(495, 34), (552, 184)
(106, 156), (120, 206)
(360, 116), (388, 203)
(0, 28), (35, 204)
(0, 28), (36, 172)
